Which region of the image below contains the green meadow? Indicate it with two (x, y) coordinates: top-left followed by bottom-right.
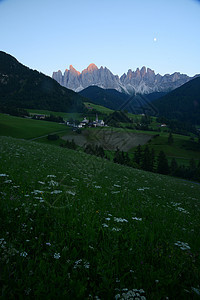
(84, 102), (114, 115)
(0, 113), (69, 139)
(0, 135), (200, 299)
(27, 109), (83, 121)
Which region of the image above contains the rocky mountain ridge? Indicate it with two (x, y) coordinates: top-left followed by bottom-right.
(52, 64), (199, 95)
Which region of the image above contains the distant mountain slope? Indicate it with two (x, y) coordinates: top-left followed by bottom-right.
(0, 51), (85, 112)
(152, 77), (200, 125)
(79, 86), (168, 113)
(53, 64), (199, 95)
(79, 86), (129, 110)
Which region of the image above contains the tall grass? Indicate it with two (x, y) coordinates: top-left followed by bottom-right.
(0, 136), (200, 299)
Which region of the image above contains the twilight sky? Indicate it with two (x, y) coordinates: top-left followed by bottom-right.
(0, 0), (200, 77)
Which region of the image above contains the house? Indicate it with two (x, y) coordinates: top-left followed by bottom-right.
(97, 120), (104, 126)
(33, 114), (45, 120)
(80, 117), (89, 126)
(95, 114), (105, 127)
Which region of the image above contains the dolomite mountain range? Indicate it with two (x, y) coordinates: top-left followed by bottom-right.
(52, 64), (199, 95)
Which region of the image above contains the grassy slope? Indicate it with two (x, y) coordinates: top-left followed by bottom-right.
(0, 113), (69, 139)
(27, 109), (82, 121)
(147, 132), (200, 165)
(84, 102), (114, 115)
(0, 136), (200, 299)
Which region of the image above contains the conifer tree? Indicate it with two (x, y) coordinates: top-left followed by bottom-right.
(157, 151), (169, 174)
(113, 147), (121, 164)
(141, 145), (151, 171)
(170, 158), (178, 174)
(150, 148), (155, 172)
(168, 132), (174, 145)
(134, 144), (142, 165)
(189, 158), (196, 170)
(124, 152), (131, 166)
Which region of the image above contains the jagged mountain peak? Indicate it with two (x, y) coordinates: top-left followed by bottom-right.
(52, 64), (199, 95)
(68, 65), (80, 75)
(87, 63), (98, 71)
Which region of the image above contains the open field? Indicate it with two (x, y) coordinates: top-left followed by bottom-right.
(0, 136), (200, 299)
(147, 132), (200, 164)
(62, 128), (154, 151)
(0, 113), (69, 139)
(27, 109), (82, 121)
(84, 102), (114, 115)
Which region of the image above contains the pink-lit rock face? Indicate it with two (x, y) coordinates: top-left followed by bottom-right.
(52, 64), (196, 94)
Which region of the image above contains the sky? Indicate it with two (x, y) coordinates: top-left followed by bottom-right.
(0, 0), (200, 77)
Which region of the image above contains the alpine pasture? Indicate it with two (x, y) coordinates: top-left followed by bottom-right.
(0, 135), (200, 299)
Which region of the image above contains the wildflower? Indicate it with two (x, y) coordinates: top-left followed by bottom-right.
(84, 261), (90, 269)
(132, 217), (142, 221)
(112, 227), (121, 232)
(24, 288), (31, 295)
(176, 207), (189, 214)
(174, 241), (191, 250)
(0, 174), (8, 177)
(191, 287), (200, 296)
(74, 259), (82, 269)
(50, 190), (62, 194)
(47, 175), (56, 178)
(114, 217), (128, 223)
(54, 253), (60, 259)
(46, 242), (51, 246)
(102, 223), (109, 228)
(66, 191), (76, 196)
(48, 180), (58, 187)
(31, 190), (44, 194)
(20, 251), (28, 257)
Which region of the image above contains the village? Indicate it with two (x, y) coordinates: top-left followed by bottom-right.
(66, 114), (107, 129)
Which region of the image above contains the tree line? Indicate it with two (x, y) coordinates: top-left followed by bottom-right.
(60, 139), (200, 182)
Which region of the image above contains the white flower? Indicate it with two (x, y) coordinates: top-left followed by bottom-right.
(50, 190), (62, 194)
(114, 217), (128, 223)
(132, 217), (142, 221)
(4, 180), (12, 183)
(102, 223), (109, 228)
(46, 242), (51, 246)
(84, 261), (90, 269)
(174, 241), (191, 250)
(112, 227), (121, 232)
(20, 251), (28, 257)
(31, 190), (44, 194)
(48, 180), (58, 187)
(66, 191), (76, 196)
(54, 253), (60, 259)
(0, 174), (8, 177)
(95, 185), (101, 189)
(191, 287), (200, 296)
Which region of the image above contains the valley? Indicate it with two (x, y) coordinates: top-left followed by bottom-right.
(0, 50), (200, 299)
